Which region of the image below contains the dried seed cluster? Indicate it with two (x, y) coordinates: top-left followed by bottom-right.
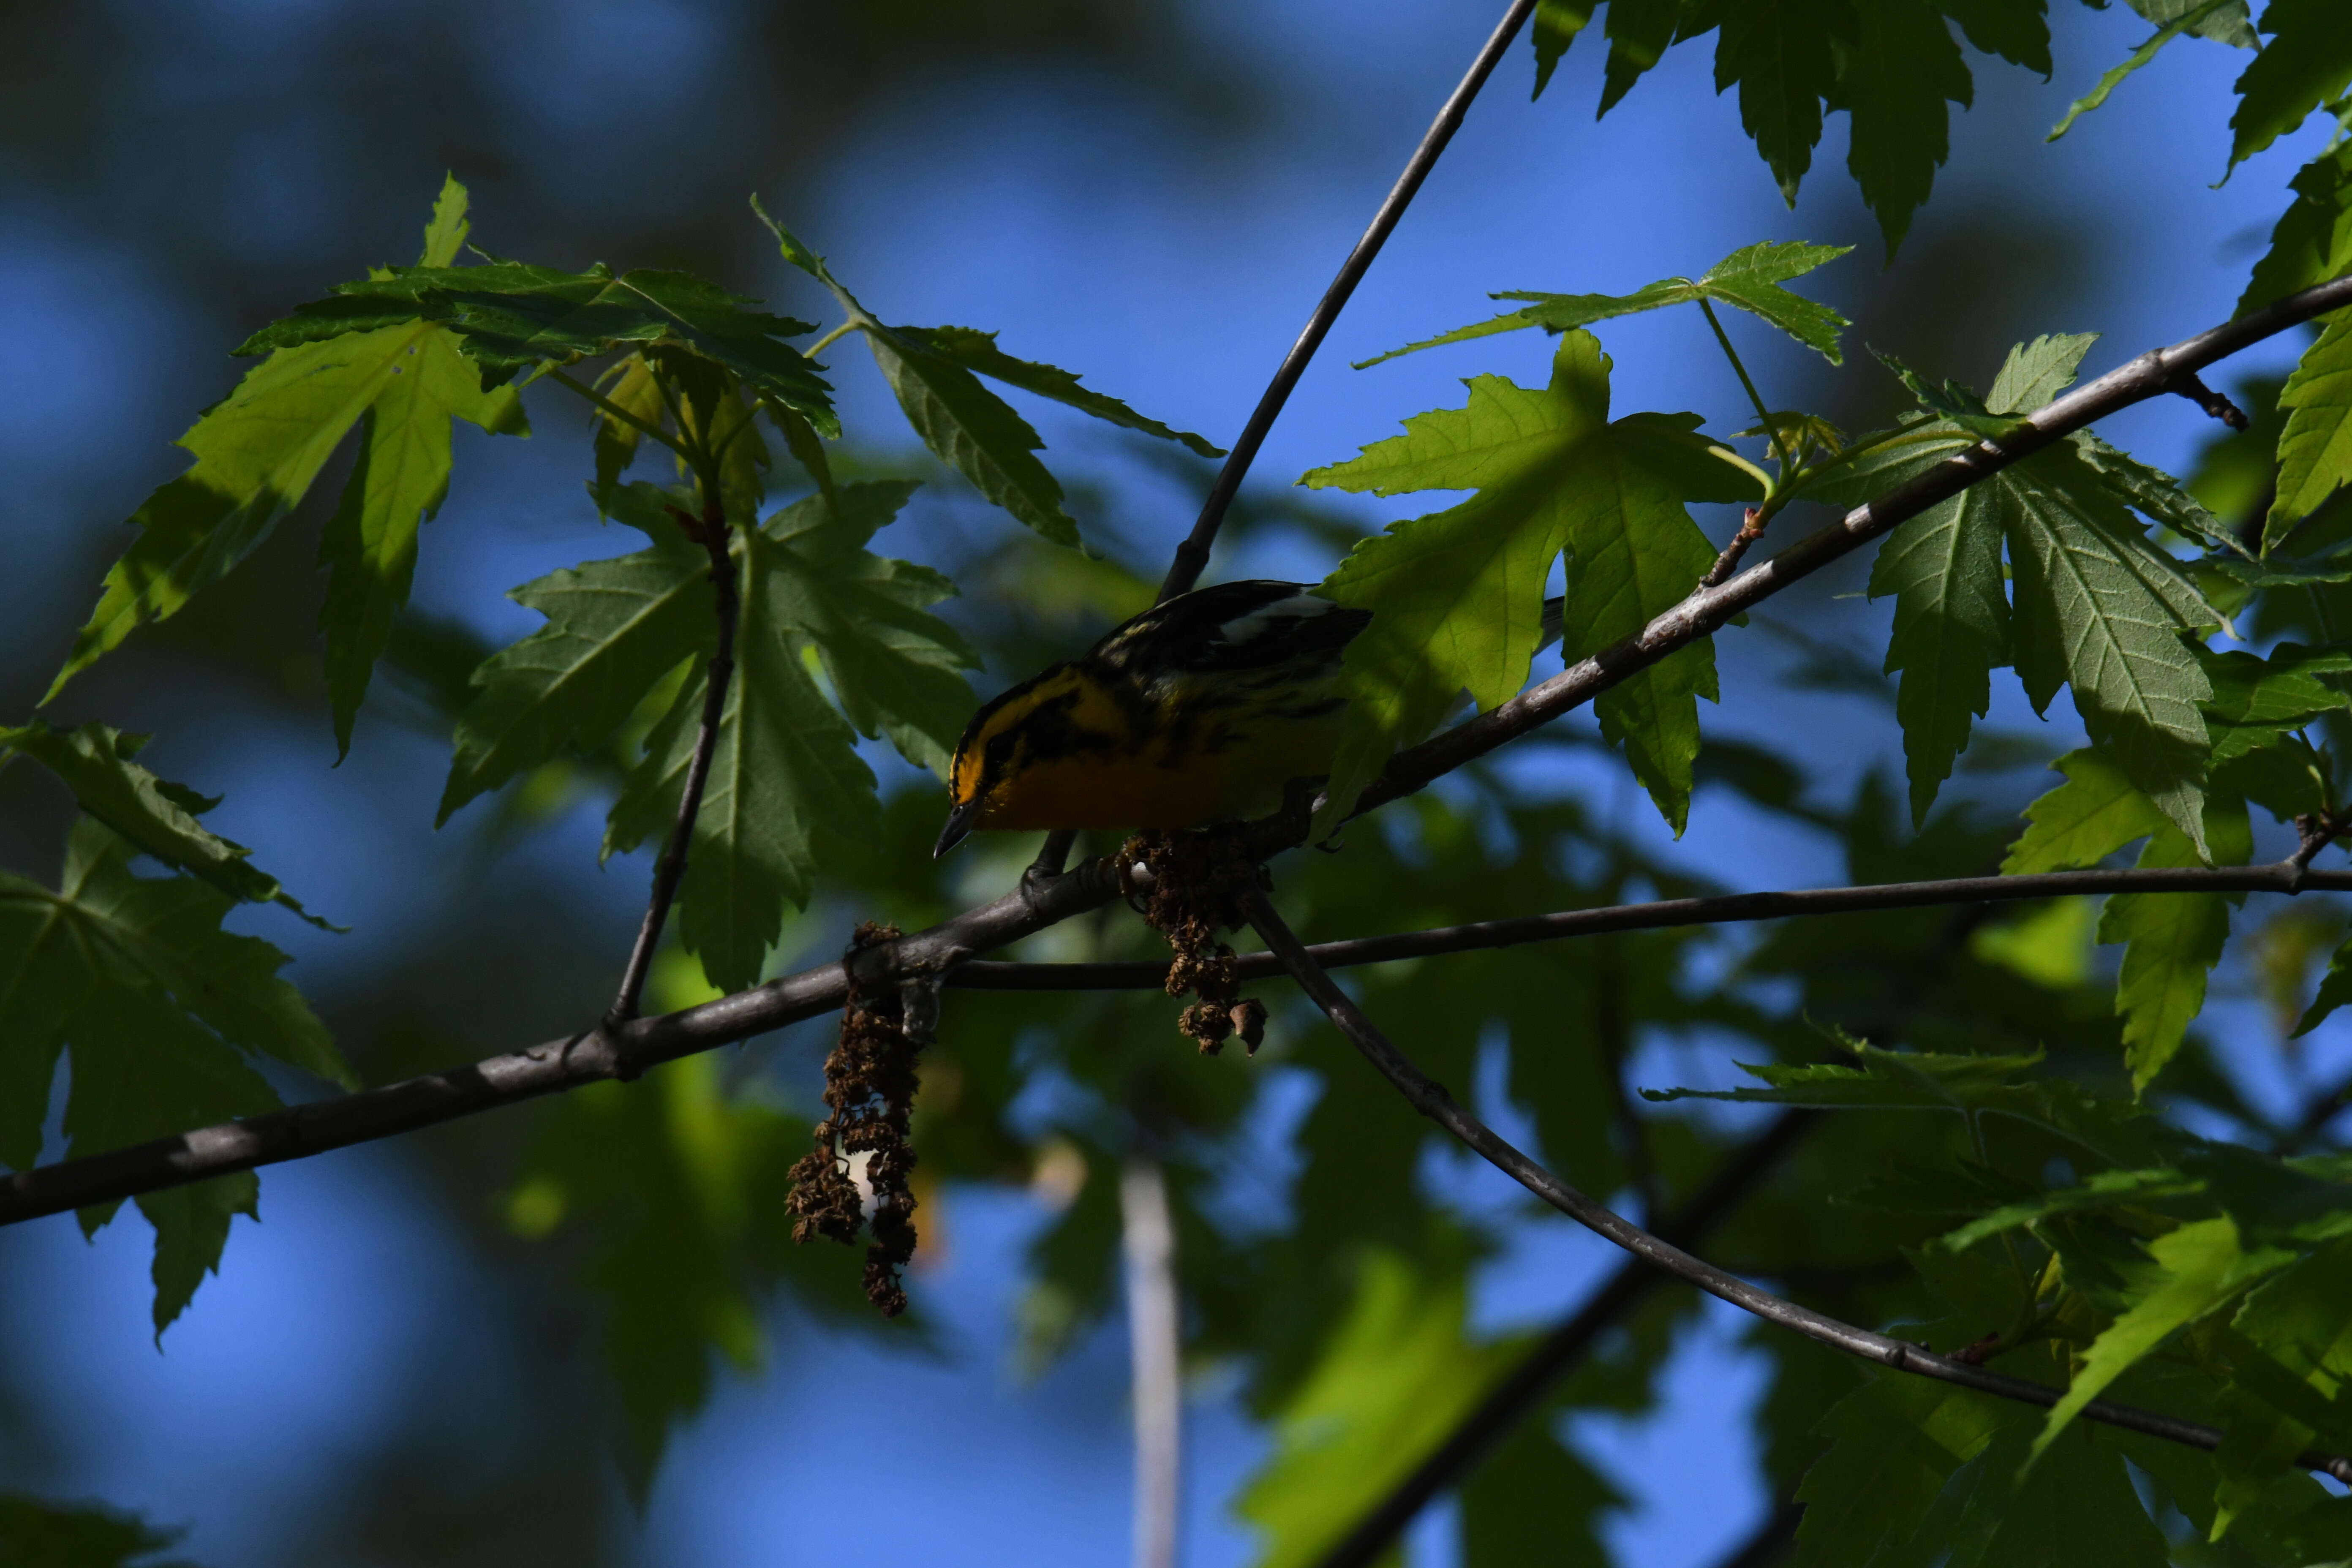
(1121, 831), (1269, 1055)
(786, 921), (926, 1317)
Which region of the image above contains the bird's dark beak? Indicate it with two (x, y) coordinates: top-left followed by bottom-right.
(934, 799), (982, 859)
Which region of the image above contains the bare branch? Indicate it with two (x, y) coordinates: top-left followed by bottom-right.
(1312, 1112), (1817, 1568)
(608, 507), (739, 1030)
(945, 862), (2352, 991)
(1237, 884), (2352, 1487)
(8, 276), (2352, 1228)
(1155, 0), (1537, 602)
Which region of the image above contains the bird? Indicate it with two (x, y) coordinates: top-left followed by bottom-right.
(934, 580), (1372, 858)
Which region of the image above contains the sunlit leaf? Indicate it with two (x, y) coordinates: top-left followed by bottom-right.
(1306, 330), (1759, 832)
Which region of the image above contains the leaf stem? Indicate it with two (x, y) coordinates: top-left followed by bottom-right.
(605, 505), (739, 1031)
(806, 320), (860, 357)
(1698, 298), (1794, 479)
(544, 367), (693, 463)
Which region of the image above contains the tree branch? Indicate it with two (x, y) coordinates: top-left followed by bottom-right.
(1236, 885), (2352, 1487)
(606, 507), (738, 1031)
(1154, 0), (1537, 602)
(1312, 1112), (1818, 1568)
(8, 276), (2352, 1228)
(942, 863), (2352, 991)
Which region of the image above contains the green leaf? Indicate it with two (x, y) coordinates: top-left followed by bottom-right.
(0, 818), (338, 1333)
(1306, 331), (1760, 833)
(2072, 432), (2245, 556)
(1644, 1037), (2163, 1167)
(2097, 800), (2251, 1093)
(1364, 240), (1851, 367)
(1845, 336), (2220, 837)
(1934, 1419), (2174, 1568)
(1870, 470), (2010, 826)
(47, 321), (458, 702)
(1942, 0), (2057, 73)
(1792, 1375), (2008, 1568)
(239, 261), (836, 433)
(2294, 932), (2352, 1034)
(2269, 314), (2352, 550)
(1837, 0), (1974, 258)
(1530, 0), (1595, 98)
(2198, 641), (2352, 725)
(0, 1494), (199, 1568)
(1988, 332), (2100, 414)
(0, 720), (337, 931)
(897, 324), (1224, 458)
(604, 510), (941, 990)
(2049, 0), (2243, 142)
(1711, 0), (1843, 202)
(590, 352), (667, 506)
(2240, 142), (2352, 316)
(2003, 751), (2170, 873)
(2127, 0), (2258, 48)
(437, 517), (716, 823)
(1236, 1251), (1522, 1568)
(319, 318), (528, 758)
(2001, 442), (2220, 853)
(757, 482), (979, 778)
(2032, 1217), (2291, 1464)
(750, 205), (1090, 546)
(1599, 0), (1681, 113)
(1931, 1164), (2205, 1254)
(1459, 1418), (1619, 1568)
(2229, 0), (2352, 167)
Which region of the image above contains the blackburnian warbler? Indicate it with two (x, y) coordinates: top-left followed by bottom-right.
(934, 580), (1371, 857)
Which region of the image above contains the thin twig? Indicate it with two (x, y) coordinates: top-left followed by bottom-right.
(1312, 1112), (1817, 1568)
(8, 276), (2352, 1228)
(1155, 0), (1537, 603)
(1122, 1157), (1183, 1568)
(1238, 885), (2352, 1487)
(606, 507), (739, 1032)
(943, 862), (2352, 991)
(2165, 369), (2249, 431)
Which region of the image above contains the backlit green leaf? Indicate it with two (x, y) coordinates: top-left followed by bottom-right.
(2004, 750), (2170, 874)
(0, 720), (336, 932)
(1529, 0), (1595, 98)
(2228, 0), (2352, 167)
(2050, 0), (2242, 142)
(2269, 314), (2352, 550)
(1306, 330), (1759, 833)
(1236, 1251), (1522, 1568)
(1712, 0), (1843, 203)
(1838, 0), (1972, 257)
(2032, 1217), (2290, 1464)
(1363, 240), (1851, 368)
(2097, 799), (2250, 1093)
(238, 261), (836, 432)
(0, 818), (340, 1334)
(901, 324), (1223, 458)
(438, 517), (716, 823)
(2240, 142), (2352, 317)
